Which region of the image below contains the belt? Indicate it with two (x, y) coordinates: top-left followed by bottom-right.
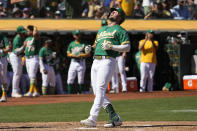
(93, 56), (111, 59)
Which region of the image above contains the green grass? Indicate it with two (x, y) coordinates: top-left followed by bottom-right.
(0, 96), (197, 122)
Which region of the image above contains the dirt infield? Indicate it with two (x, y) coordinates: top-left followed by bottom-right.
(1, 91), (197, 130)
(0, 121), (197, 131)
(1, 91), (197, 106)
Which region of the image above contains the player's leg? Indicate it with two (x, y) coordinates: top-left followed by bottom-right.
(117, 56), (127, 92)
(80, 59), (98, 127)
(88, 58), (118, 125)
(0, 57), (8, 102)
(41, 65), (49, 95)
(55, 73), (64, 94)
(10, 53), (22, 97)
(67, 62), (77, 94)
(25, 57), (39, 96)
(77, 61), (86, 94)
(140, 62), (148, 92)
(111, 61), (119, 93)
(31, 57), (39, 96)
(147, 63), (156, 92)
(48, 66), (56, 94)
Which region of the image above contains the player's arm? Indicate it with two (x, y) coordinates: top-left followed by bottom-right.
(80, 52), (90, 58)
(151, 40), (159, 50)
(102, 30), (131, 52)
(33, 26), (39, 40)
(139, 34), (148, 50)
(39, 49), (47, 73)
(1, 37), (11, 54)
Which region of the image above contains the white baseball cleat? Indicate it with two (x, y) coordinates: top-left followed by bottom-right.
(33, 92), (40, 97)
(11, 93), (23, 98)
(80, 119), (97, 127)
(0, 96), (7, 102)
(24, 92), (33, 97)
(104, 115), (122, 128)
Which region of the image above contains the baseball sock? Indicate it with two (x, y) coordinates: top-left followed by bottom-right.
(1, 85), (7, 97)
(78, 84), (84, 94)
(29, 83), (34, 93)
(42, 86), (47, 95)
(33, 86), (39, 93)
(105, 104), (119, 123)
(29, 79), (36, 93)
(67, 84), (73, 94)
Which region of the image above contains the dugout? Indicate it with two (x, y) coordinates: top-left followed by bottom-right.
(1, 19), (197, 92)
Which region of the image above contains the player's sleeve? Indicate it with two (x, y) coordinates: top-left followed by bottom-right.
(154, 41), (159, 47)
(39, 48), (46, 70)
(3, 36), (9, 47)
(118, 30), (130, 45)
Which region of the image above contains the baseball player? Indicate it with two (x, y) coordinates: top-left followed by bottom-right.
(80, 8), (130, 127)
(24, 25), (40, 97)
(111, 52), (128, 93)
(9, 25), (27, 98)
(39, 39), (56, 95)
(139, 30), (158, 92)
(52, 54), (64, 94)
(0, 33), (11, 102)
(66, 30), (90, 94)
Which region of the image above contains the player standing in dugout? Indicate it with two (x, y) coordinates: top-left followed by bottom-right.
(24, 25), (40, 97)
(81, 8), (130, 127)
(0, 33), (11, 102)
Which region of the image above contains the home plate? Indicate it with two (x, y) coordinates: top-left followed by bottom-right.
(75, 127), (98, 130)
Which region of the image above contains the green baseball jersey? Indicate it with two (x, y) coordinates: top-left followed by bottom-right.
(94, 25), (130, 58)
(39, 47), (53, 65)
(0, 34), (9, 57)
(67, 40), (86, 56)
(12, 35), (25, 53)
(25, 36), (40, 57)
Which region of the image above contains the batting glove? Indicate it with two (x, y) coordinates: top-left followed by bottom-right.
(101, 40), (112, 50)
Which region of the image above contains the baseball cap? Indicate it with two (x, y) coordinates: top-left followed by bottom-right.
(23, 8), (29, 12)
(45, 39), (52, 44)
(17, 25), (27, 34)
(73, 30), (80, 35)
(146, 30), (154, 34)
(110, 8), (126, 24)
(12, 7), (20, 14)
(101, 19), (108, 26)
(55, 10), (61, 15)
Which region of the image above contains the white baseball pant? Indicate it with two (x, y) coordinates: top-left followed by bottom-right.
(0, 57), (8, 85)
(26, 55), (39, 79)
(140, 62), (156, 92)
(56, 73), (64, 94)
(9, 52), (22, 94)
(88, 58), (116, 122)
(111, 60), (119, 92)
(67, 59), (86, 85)
(111, 55), (127, 92)
(40, 64), (56, 87)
